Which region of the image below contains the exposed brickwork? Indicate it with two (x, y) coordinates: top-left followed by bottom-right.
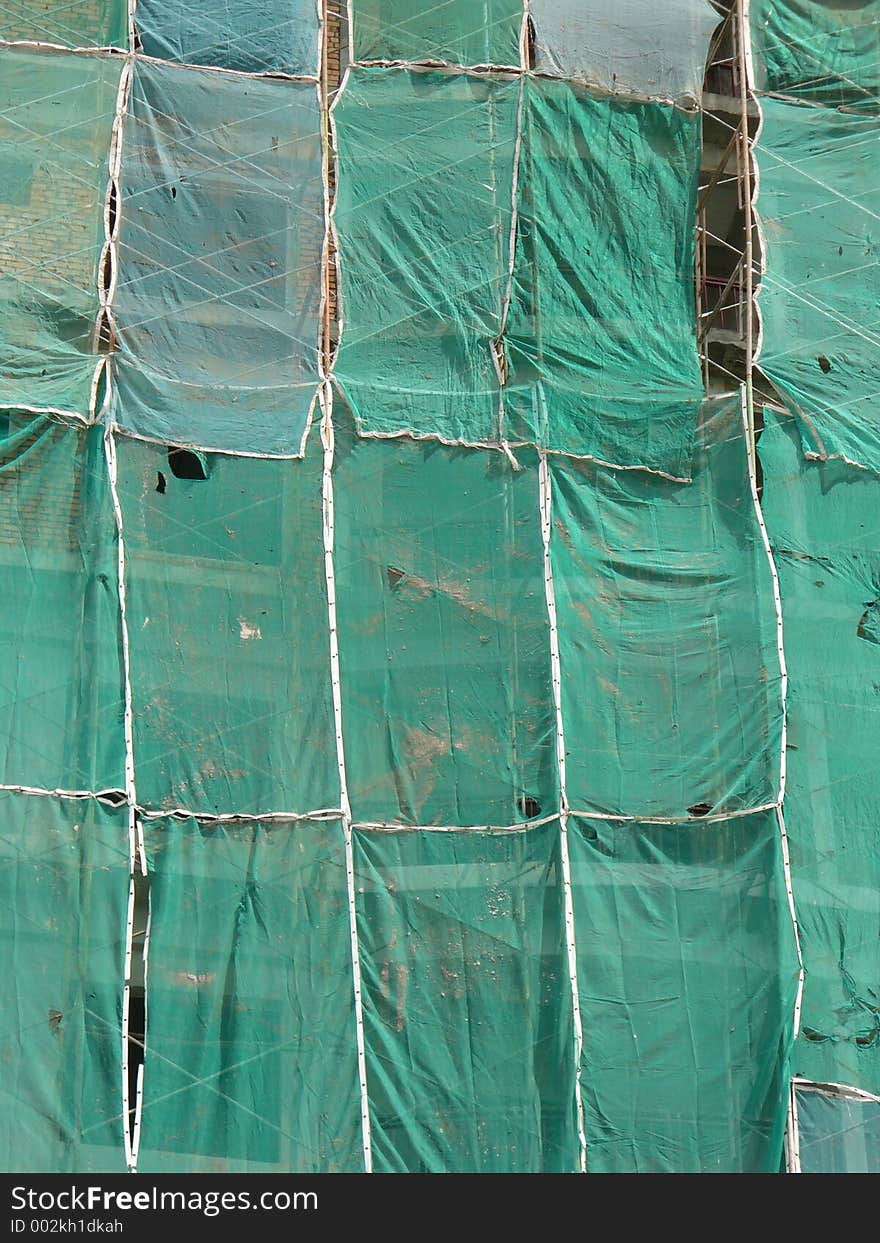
(326, 5), (342, 91)
(0, 0), (109, 45)
(325, 4), (342, 328)
(0, 163), (102, 302)
(0, 417), (83, 550)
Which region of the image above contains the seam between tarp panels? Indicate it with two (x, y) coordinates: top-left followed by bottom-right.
(105, 422), (146, 1171)
(0, 784), (793, 832)
(739, 3), (807, 1169)
(104, 49), (145, 1158)
(93, 54), (134, 424)
(321, 382), (373, 1173)
(740, 378), (805, 1168)
(539, 451), (587, 1173)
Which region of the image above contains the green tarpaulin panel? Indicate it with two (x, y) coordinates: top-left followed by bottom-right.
(570, 810), (799, 1173)
(137, 816), (363, 1172)
(529, 0), (718, 103)
(135, 0), (320, 77)
(797, 1087), (880, 1172)
(332, 67), (518, 445)
(113, 62), (323, 457)
(0, 414), (124, 793)
(353, 822), (579, 1172)
(350, 0), (523, 67)
(550, 396), (781, 819)
(117, 430), (337, 817)
(751, 0), (880, 110)
(0, 792), (128, 1172)
(0, 1), (127, 48)
(756, 97), (880, 475)
(333, 70), (703, 472)
(0, 48), (120, 418)
(333, 414), (555, 827)
(504, 78), (704, 476)
(759, 408), (880, 1096)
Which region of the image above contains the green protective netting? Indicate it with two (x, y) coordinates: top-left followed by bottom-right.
(750, 0), (880, 110)
(0, 792), (128, 1173)
(0, 1), (127, 48)
(113, 61), (323, 457)
(116, 429), (338, 817)
(135, 0), (320, 77)
(529, 0), (718, 103)
(797, 1087), (880, 1172)
(0, 414), (124, 793)
(138, 816), (363, 1173)
(569, 809), (799, 1173)
(350, 0), (523, 67)
(759, 407), (880, 1096)
(332, 67), (517, 445)
(549, 396), (781, 820)
(353, 822), (579, 1172)
(333, 70), (704, 473)
(503, 78), (704, 476)
(333, 412), (556, 827)
(756, 97), (880, 475)
(0, 48), (121, 418)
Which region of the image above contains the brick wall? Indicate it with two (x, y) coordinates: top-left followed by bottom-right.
(0, 0), (109, 45)
(0, 161), (101, 302)
(0, 416), (83, 551)
(326, 5), (342, 328)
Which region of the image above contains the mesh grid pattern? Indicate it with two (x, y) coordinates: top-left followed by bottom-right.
(2, 0), (869, 1175)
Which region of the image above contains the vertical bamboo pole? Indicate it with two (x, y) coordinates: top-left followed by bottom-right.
(737, 0), (756, 466)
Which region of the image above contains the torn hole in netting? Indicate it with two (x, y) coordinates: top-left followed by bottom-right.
(98, 790), (128, 808)
(167, 448), (208, 481)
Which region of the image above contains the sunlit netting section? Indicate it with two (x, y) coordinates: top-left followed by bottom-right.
(751, 3), (880, 1171)
(528, 0), (718, 101)
(112, 62), (324, 456)
(0, 0), (849, 1176)
(134, 0), (321, 76)
(795, 1084), (880, 1173)
(331, 68), (517, 446)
